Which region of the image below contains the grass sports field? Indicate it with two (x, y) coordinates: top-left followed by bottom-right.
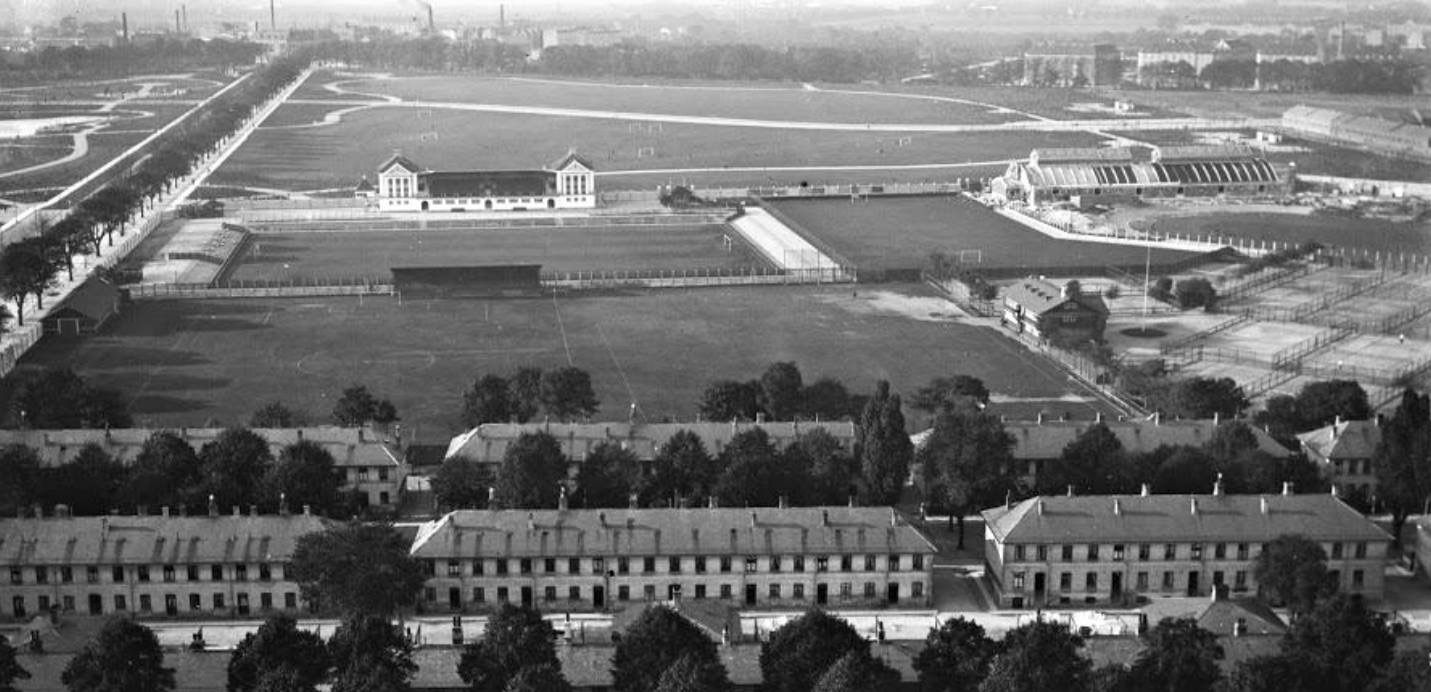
(3, 285), (1115, 432)
(335, 75), (1033, 125)
(213, 106), (1103, 191)
(770, 195), (1204, 272)
(1148, 211), (1431, 254)
(224, 224), (766, 282)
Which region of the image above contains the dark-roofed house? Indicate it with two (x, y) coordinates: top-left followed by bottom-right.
(443, 420), (856, 479)
(0, 511), (329, 622)
(1297, 418), (1381, 501)
(1001, 278), (1108, 344)
(408, 506), (936, 614)
(40, 278), (120, 336)
(980, 485), (1390, 609)
(375, 151), (596, 212)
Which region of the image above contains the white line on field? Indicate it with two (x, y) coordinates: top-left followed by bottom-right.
(551, 291), (574, 367)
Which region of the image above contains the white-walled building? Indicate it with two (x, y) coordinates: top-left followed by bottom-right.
(374, 151), (596, 212)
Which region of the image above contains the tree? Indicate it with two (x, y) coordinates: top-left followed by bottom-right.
(509, 367), (543, 423)
(652, 653), (730, 692)
(492, 432), (567, 509)
(1280, 594), (1394, 692)
(503, 664), (571, 692)
(914, 617), (996, 692)
(432, 456), (492, 510)
(463, 375), (514, 427)
(0, 634), (30, 692)
(759, 609), (869, 692)
(918, 408), (1018, 549)
(911, 376), (991, 416)
(540, 366), (599, 421)
(699, 379), (762, 421)
(289, 522), (427, 617)
(252, 668), (313, 692)
(250, 401), (304, 428)
(38, 444), (125, 516)
(0, 444), (42, 516)
(979, 621), (1090, 692)
(858, 381), (914, 506)
(1173, 278), (1217, 310)
(1253, 534), (1333, 615)
(9, 367), (130, 429)
(576, 441), (640, 508)
(328, 616), (416, 692)
(263, 440), (343, 516)
(812, 649), (900, 692)
(1039, 422), (1129, 495)
(227, 614), (331, 692)
(197, 428), (274, 510)
(641, 430), (716, 506)
(1228, 654), (1310, 692)
(613, 605), (724, 692)
(758, 362), (804, 420)
(791, 428), (858, 505)
(1368, 648), (1431, 692)
(1125, 618), (1223, 692)
(1152, 378), (1248, 420)
(0, 237), (55, 327)
(122, 432), (201, 511)
(458, 604), (560, 692)
(62, 618), (175, 692)
(714, 428), (800, 507)
(1295, 381), (1371, 429)
(1152, 447), (1219, 495)
(331, 385), (398, 427)
(802, 377), (853, 420)
(1372, 389), (1431, 542)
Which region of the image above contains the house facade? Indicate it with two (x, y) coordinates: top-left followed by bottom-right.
(1001, 278), (1109, 345)
(408, 506), (936, 614)
(1297, 419), (1381, 501)
(0, 510), (328, 622)
(981, 486), (1390, 609)
(374, 151), (596, 212)
(0, 426), (406, 509)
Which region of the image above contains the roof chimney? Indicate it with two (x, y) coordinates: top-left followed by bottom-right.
(1260, 496), (1269, 514)
(279, 493), (289, 516)
(558, 485), (569, 511)
(822, 510), (830, 526)
(527, 512), (535, 531)
(750, 512), (758, 528)
(1330, 484), (1340, 498)
(598, 512), (607, 527)
(1140, 483), (1151, 497)
(1282, 482), (1293, 496)
(1037, 412), (1044, 425)
(848, 495), (856, 508)
(756, 412), (765, 424)
(1213, 411), (1220, 425)
(161, 506), (170, 518)
(1154, 412), (1162, 426)
(488, 487), (496, 507)
(1066, 485), (1075, 497)
(708, 496), (717, 509)
(628, 492), (639, 509)
(302, 504), (311, 516)
(1004, 490), (1012, 509)
(55, 505), (69, 519)
(208, 495), (218, 517)
(1212, 472), (1224, 497)
(232, 506), (241, 517)
(1113, 498), (1121, 516)
(1036, 499), (1045, 516)
(1095, 412), (1103, 423)
(249, 505), (258, 517)
(889, 508), (898, 527)
(1190, 498), (1199, 515)
(778, 496), (788, 509)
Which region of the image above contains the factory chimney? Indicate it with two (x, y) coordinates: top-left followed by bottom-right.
(271, 0), (277, 30)
(121, 12), (128, 42)
(182, 5), (188, 32)
(175, 9), (181, 33)
(428, 5), (435, 32)
(500, 4), (505, 30)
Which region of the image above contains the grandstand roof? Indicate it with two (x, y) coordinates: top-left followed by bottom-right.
(422, 170), (552, 198)
(46, 278), (119, 323)
(1030, 147), (1134, 165)
(547, 150), (595, 171)
(1152, 144), (1260, 162)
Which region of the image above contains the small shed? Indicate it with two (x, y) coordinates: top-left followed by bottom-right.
(41, 278), (120, 336)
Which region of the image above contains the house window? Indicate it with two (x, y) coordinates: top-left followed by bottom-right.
(1190, 544), (1203, 560)
(1138, 544), (1150, 561)
(1213, 571), (1225, 586)
(695, 584), (707, 600)
(696, 557), (707, 574)
(568, 558), (580, 574)
(189, 594), (201, 611)
(1234, 571), (1247, 590)
(1331, 543), (1344, 559)
(36, 567), (48, 584)
(1237, 543), (1249, 560)
(1355, 543), (1367, 559)
(865, 555), (877, 571)
(1164, 544), (1176, 560)
(235, 565), (248, 582)
(719, 557), (732, 573)
(520, 559), (533, 575)
(1086, 545), (1099, 562)
(497, 587), (509, 602)
(1352, 570), (1364, 588)
(544, 558), (557, 574)
(1162, 572), (1175, 590)
(1060, 571), (1073, 591)
(1213, 543), (1226, 560)
(61, 567), (73, 583)
(720, 585), (732, 600)
(378, 467), (389, 481)
(817, 556), (829, 572)
(793, 556), (805, 573)
(285, 593), (297, 609)
(771, 556), (782, 573)
(473, 588), (485, 603)
(213, 593), (224, 610)
(592, 558), (604, 574)
(864, 583), (876, 598)
(1014, 545), (1026, 561)
(840, 583), (852, 598)
(162, 565), (175, 583)
(139, 595), (154, 613)
(643, 557), (656, 574)
(1062, 545), (1074, 562)
(1085, 573), (1098, 592)
(1112, 545), (1125, 561)
(769, 584), (781, 600)
(644, 585), (655, 601)
(186, 566), (198, 581)
(618, 586), (630, 601)
(114, 595), (127, 612)
(7, 569), (19, 585)
(669, 557), (682, 573)
(112, 566), (125, 583)
(496, 560), (509, 576)
(211, 565), (223, 581)
(1136, 572), (1149, 590)
(544, 586), (556, 602)
(913, 582), (924, 599)
(1013, 572), (1026, 590)
(1036, 545), (1048, 561)
(745, 557), (758, 573)
(568, 587), (580, 602)
(889, 554), (901, 571)
(618, 558), (629, 575)
(793, 584), (805, 600)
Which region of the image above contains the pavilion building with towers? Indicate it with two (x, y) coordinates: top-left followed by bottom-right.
(372, 150), (597, 212)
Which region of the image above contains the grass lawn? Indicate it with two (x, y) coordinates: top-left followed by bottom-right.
(343, 74), (1033, 125)
(0, 136), (72, 175)
(2, 284), (1117, 432)
(0, 130), (150, 194)
(290, 70), (387, 101)
(258, 102), (368, 128)
(1104, 88), (1427, 121)
(226, 224), (766, 282)
(769, 195), (1204, 272)
(211, 106), (1103, 191)
(1148, 211), (1431, 254)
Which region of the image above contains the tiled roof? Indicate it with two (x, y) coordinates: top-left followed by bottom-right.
(409, 507), (936, 559)
(981, 493), (1390, 544)
(444, 420), (857, 463)
(378, 152), (423, 174)
(547, 150), (595, 172)
(0, 427), (403, 469)
(0, 514), (330, 567)
(1197, 598), (1286, 636)
(1152, 144), (1261, 162)
(45, 278), (119, 323)
(998, 419), (1292, 459)
(1297, 420), (1381, 462)
(1003, 279), (1109, 317)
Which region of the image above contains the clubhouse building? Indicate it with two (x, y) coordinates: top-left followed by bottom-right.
(981, 484), (1390, 609)
(409, 505), (936, 613)
(374, 151), (597, 212)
